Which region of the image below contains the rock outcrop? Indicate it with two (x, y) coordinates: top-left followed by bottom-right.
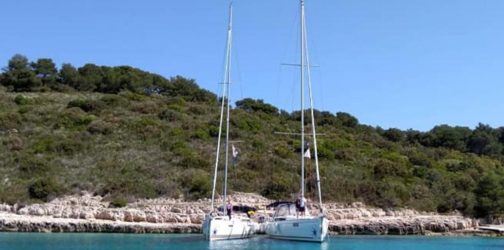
(320, 202), (477, 235)
(0, 192), (478, 234)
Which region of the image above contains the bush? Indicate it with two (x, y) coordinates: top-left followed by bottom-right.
(67, 99), (105, 113)
(109, 197), (128, 208)
(94, 160), (157, 198)
(188, 105), (207, 115)
(87, 120), (114, 135)
(0, 112), (21, 130)
(181, 170), (211, 200)
(57, 108), (95, 130)
(18, 155), (52, 177)
(178, 154), (211, 169)
(4, 135), (23, 151)
(119, 91), (146, 101)
(191, 128), (210, 140)
(273, 144), (293, 159)
(28, 178), (64, 201)
(14, 95), (32, 105)
(158, 109), (182, 122)
(0, 182), (30, 205)
(100, 95), (128, 107)
(130, 101), (160, 114)
(30, 135), (83, 155)
(261, 174), (296, 200)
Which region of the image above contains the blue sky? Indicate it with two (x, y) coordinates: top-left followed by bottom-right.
(1, 0), (503, 131)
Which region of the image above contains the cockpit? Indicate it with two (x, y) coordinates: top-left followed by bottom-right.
(273, 203), (297, 218)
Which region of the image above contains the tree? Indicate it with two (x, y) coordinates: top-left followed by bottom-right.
(99, 67), (121, 93)
(235, 98), (278, 114)
(336, 112), (359, 128)
(7, 54), (30, 71)
(1, 54), (41, 91)
(31, 58), (57, 80)
(31, 58), (58, 88)
(405, 129), (423, 144)
(76, 64), (102, 91)
(474, 172), (504, 218)
(428, 125), (471, 151)
(467, 123), (502, 156)
(383, 128), (405, 142)
(59, 63), (79, 87)
(163, 76), (215, 102)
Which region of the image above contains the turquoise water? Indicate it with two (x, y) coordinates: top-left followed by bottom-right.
(0, 233), (503, 250)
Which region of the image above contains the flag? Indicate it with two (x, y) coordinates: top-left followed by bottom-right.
(304, 148), (311, 159)
(232, 144), (239, 161)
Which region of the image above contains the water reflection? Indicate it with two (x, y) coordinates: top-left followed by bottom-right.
(207, 236), (331, 250)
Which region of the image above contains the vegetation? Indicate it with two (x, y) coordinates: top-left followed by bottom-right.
(1, 54), (504, 220)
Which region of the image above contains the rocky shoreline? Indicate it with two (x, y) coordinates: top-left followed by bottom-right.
(0, 192), (491, 235)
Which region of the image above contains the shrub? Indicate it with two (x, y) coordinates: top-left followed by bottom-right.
(0, 182), (30, 205)
(130, 117), (162, 139)
(100, 95), (128, 107)
(273, 144), (293, 159)
(158, 109), (182, 122)
(5, 135), (23, 151)
(87, 120), (114, 135)
(208, 125), (219, 137)
(109, 197), (128, 208)
(67, 99), (105, 113)
(18, 105), (33, 114)
(14, 95), (31, 105)
(188, 105), (207, 115)
(178, 154), (211, 169)
(0, 112), (21, 130)
(120, 91), (146, 101)
(181, 169), (211, 200)
(155, 179), (182, 198)
(130, 101), (159, 114)
(231, 116), (261, 132)
(192, 128), (210, 140)
(187, 175), (211, 200)
(372, 159), (410, 179)
(30, 135), (83, 155)
(18, 155), (52, 177)
(28, 177), (64, 201)
(94, 160), (157, 198)
(261, 174), (296, 200)
(57, 108), (95, 130)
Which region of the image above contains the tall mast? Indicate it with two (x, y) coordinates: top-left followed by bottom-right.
(210, 2), (233, 211)
(223, 2), (233, 210)
(303, 4), (323, 208)
(300, 0), (306, 198)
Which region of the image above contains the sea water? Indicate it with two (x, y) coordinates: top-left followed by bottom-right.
(0, 233), (503, 250)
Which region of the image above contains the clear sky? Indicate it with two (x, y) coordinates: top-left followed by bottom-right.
(1, 0), (503, 131)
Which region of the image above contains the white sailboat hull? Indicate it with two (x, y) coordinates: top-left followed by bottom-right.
(202, 215), (255, 241)
(266, 216), (329, 242)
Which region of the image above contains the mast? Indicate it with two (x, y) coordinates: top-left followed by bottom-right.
(223, 2), (233, 210)
(301, 0), (323, 209)
(300, 0), (305, 198)
(210, 2), (233, 211)
(303, 6), (323, 208)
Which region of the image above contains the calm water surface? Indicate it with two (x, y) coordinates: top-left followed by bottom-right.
(0, 233), (503, 250)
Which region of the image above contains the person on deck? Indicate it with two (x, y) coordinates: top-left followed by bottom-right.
(299, 196), (307, 216)
(226, 200), (232, 220)
(295, 194), (302, 217)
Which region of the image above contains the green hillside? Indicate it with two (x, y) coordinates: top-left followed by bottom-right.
(1, 54), (504, 219)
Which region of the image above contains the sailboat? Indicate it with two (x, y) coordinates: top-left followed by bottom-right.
(265, 0), (329, 242)
(202, 3), (256, 241)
